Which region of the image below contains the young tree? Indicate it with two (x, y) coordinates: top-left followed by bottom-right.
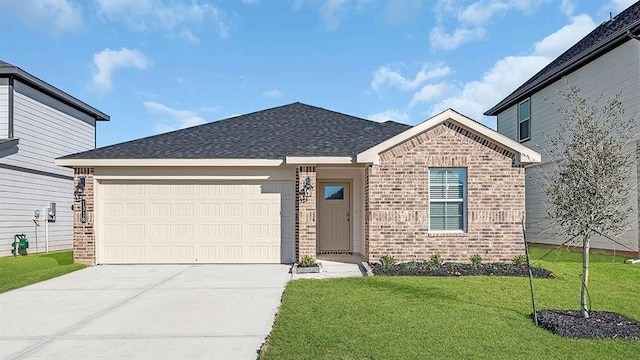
(544, 85), (636, 318)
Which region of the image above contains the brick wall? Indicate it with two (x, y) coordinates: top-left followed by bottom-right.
(73, 167), (96, 266)
(296, 166), (317, 260)
(366, 122), (525, 263)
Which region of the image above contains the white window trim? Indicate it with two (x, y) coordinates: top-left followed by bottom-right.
(428, 168), (467, 233)
(518, 98), (531, 142)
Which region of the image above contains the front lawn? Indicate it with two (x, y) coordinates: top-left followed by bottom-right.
(261, 247), (640, 359)
(0, 251), (85, 293)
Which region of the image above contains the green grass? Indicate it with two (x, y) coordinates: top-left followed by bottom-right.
(261, 247), (640, 360)
(0, 251), (85, 293)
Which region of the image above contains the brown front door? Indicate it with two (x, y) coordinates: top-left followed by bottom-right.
(318, 182), (350, 252)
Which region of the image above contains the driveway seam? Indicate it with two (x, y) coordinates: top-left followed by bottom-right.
(5, 266), (194, 360)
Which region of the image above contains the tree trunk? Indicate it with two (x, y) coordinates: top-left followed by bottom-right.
(581, 236), (590, 318)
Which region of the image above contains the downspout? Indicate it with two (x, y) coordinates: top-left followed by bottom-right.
(8, 75), (14, 139)
(629, 29), (640, 259)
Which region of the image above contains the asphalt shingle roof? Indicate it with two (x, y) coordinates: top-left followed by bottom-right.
(60, 102), (412, 160)
(485, 1), (640, 115)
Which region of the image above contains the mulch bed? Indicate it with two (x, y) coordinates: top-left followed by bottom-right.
(535, 310), (640, 339)
(371, 262), (554, 278)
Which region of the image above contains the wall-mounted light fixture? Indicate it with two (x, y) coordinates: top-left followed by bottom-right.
(299, 176), (314, 202)
(74, 176), (86, 201)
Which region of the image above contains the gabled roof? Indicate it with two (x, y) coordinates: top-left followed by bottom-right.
(0, 60), (109, 121)
(485, 1), (640, 116)
(58, 102), (411, 161)
(358, 109), (540, 165)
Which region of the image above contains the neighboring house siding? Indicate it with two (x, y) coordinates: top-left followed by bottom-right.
(366, 122), (525, 263)
(496, 105), (516, 141)
(0, 81), (96, 256)
(496, 40), (640, 253)
(0, 83), (8, 138)
(0, 167), (73, 256)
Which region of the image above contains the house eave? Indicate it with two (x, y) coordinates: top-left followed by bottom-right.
(285, 156), (354, 164)
(55, 158), (286, 168)
(485, 24), (640, 116)
(357, 108), (541, 165)
(0, 67), (110, 121)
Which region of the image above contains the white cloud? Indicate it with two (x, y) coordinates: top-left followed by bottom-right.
(429, 26), (487, 51)
(242, 0), (260, 5)
(145, 101), (207, 133)
(319, 0), (348, 31)
(559, 0), (575, 16)
(533, 14), (595, 58)
(428, 13), (596, 126)
(431, 55), (550, 125)
(175, 29), (200, 45)
(92, 48), (150, 91)
(371, 63), (451, 92)
(262, 89), (283, 98)
(1, 0), (83, 33)
(430, 0), (549, 50)
(409, 82), (453, 108)
(368, 109), (410, 123)
(95, 0), (230, 39)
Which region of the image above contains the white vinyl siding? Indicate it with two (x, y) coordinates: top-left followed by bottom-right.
(0, 81), (98, 256)
(0, 167), (73, 256)
(494, 39), (640, 252)
(429, 168), (466, 231)
(1, 90), (94, 176)
(518, 98), (531, 142)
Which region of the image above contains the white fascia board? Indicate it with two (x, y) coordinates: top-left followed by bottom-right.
(285, 156), (354, 164)
(94, 175), (276, 181)
(356, 108), (541, 165)
(55, 158), (285, 168)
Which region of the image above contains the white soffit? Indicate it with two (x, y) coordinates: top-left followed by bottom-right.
(55, 158), (285, 168)
(285, 156), (353, 164)
(356, 108), (541, 165)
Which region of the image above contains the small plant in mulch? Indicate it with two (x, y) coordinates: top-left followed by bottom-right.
(370, 256), (554, 278)
(534, 310), (640, 340)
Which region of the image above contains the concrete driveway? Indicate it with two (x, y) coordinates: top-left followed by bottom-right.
(0, 264), (291, 360)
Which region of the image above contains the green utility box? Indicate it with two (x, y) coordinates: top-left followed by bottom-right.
(12, 234), (29, 255)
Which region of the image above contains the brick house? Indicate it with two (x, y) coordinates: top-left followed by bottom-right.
(56, 103), (540, 266)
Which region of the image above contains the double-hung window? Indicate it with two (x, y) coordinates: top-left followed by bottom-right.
(518, 98), (531, 142)
(429, 168), (466, 232)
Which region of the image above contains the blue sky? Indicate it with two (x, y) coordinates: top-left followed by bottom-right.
(0, 0), (636, 147)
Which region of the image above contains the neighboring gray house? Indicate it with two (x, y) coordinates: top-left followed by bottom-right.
(0, 60), (109, 256)
(485, 1), (640, 254)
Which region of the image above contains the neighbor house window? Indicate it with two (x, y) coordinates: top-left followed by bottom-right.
(429, 168), (466, 232)
(518, 98), (531, 142)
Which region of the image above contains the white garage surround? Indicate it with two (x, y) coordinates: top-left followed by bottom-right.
(95, 181), (295, 264)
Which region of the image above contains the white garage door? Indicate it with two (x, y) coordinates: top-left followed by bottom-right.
(97, 181), (295, 264)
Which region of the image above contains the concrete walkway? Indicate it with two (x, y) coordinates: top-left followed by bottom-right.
(0, 265), (290, 360)
(291, 254), (369, 279)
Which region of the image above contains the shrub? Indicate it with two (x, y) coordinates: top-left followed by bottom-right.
(430, 253), (443, 266)
(379, 255), (396, 269)
(512, 254), (527, 265)
(404, 261), (418, 270)
(470, 254), (483, 267)
(299, 255), (317, 267)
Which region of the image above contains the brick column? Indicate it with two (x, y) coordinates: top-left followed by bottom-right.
(73, 167), (95, 266)
(296, 165), (317, 260)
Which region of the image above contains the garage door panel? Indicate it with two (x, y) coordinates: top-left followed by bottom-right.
(98, 181), (294, 264)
